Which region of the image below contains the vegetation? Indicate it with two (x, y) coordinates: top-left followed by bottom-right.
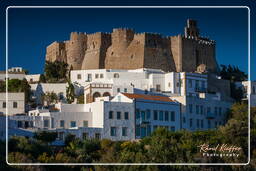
(219, 64), (247, 102)
(76, 93), (84, 104)
(66, 80), (75, 104)
(0, 103), (254, 170)
(42, 61), (69, 83)
(41, 91), (58, 106)
(0, 79), (31, 103)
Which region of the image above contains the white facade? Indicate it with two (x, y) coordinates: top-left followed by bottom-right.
(30, 83), (68, 104)
(25, 74), (41, 83)
(235, 81), (256, 107)
(111, 93), (180, 139)
(0, 93), (25, 115)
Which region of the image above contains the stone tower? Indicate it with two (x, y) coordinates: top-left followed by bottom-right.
(45, 19), (219, 73)
(66, 32), (87, 70)
(81, 32), (111, 69)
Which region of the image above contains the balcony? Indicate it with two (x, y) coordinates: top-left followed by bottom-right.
(206, 113), (215, 120)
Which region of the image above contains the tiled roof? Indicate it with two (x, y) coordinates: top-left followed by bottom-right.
(122, 93), (174, 102)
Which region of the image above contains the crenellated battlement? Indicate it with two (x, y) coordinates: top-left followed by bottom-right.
(45, 19), (218, 73)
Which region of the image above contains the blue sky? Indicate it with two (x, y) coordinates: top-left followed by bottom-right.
(0, 5), (254, 80)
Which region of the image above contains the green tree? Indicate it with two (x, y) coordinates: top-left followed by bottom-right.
(44, 61), (69, 83)
(41, 91), (58, 106)
(34, 131), (57, 144)
(66, 80), (75, 104)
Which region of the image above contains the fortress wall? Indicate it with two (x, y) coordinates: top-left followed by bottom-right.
(46, 41), (66, 62)
(66, 32), (87, 70)
(180, 37), (217, 72)
(81, 32), (111, 69)
(143, 33), (176, 72)
(105, 33), (145, 70)
(170, 35), (182, 72)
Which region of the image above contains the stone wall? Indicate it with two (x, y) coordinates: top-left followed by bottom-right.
(45, 20), (218, 73)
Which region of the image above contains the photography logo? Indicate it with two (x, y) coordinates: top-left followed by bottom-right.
(197, 143), (242, 158)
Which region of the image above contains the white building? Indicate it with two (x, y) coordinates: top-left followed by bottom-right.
(111, 93), (181, 139)
(30, 83), (68, 104)
(0, 69), (25, 81)
(235, 81), (256, 107)
(25, 74), (41, 83)
(0, 93), (25, 115)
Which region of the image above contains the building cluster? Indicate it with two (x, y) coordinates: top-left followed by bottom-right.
(1, 66), (254, 142)
(0, 19), (253, 143)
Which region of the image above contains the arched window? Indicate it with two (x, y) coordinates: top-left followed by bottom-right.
(92, 92), (101, 102)
(114, 73), (119, 78)
(103, 92), (111, 97)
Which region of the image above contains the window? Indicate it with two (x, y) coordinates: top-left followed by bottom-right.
(253, 86), (256, 94)
(95, 133), (101, 139)
(215, 121), (218, 128)
(200, 106), (204, 115)
(117, 112), (121, 120)
(136, 109), (140, 119)
(70, 121), (76, 128)
(146, 109), (151, 120)
(156, 84), (161, 92)
(124, 112), (129, 120)
(83, 121), (88, 127)
(114, 73), (119, 78)
(110, 127), (116, 136)
(124, 88), (127, 93)
(117, 88), (120, 93)
(190, 119), (193, 128)
(153, 110), (158, 120)
(170, 126), (175, 131)
(188, 79), (192, 88)
(168, 82), (171, 87)
(196, 105), (199, 114)
(171, 111), (175, 121)
(183, 117), (186, 123)
(147, 125), (151, 136)
(136, 125), (140, 136)
(100, 74), (104, 78)
(141, 111), (146, 120)
(201, 120), (204, 128)
(153, 125), (158, 131)
(195, 80), (199, 89)
(122, 127), (127, 136)
(87, 74), (92, 81)
(17, 121), (22, 128)
(159, 111), (163, 121)
(189, 104), (193, 113)
(219, 107), (222, 116)
(95, 74), (99, 79)
(109, 111), (113, 119)
(44, 120), (49, 128)
(164, 111), (169, 121)
(13, 102), (17, 108)
(214, 107), (218, 115)
(202, 81), (206, 89)
(207, 107), (211, 114)
(197, 119), (200, 128)
(60, 120), (65, 127)
(208, 120), (211, 128)
(2, 102), (6, 108)
(77, 74), (81, 80)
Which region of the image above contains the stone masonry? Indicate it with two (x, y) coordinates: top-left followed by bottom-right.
(45, 19), (218, 73)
